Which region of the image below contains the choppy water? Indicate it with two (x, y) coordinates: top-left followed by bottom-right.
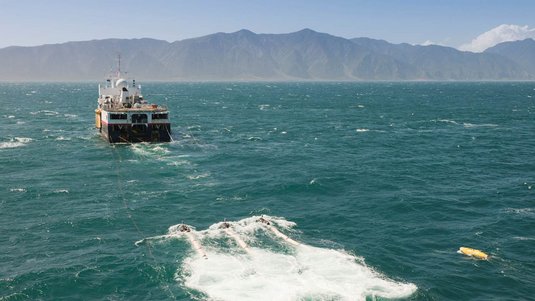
(1, 82), (534, 300)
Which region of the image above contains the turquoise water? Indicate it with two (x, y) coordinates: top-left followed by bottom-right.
(1, 82), (534, 300)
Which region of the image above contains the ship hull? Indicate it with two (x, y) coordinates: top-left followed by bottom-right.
(100, 122), (171, 143)
(96, 108), (172, 143)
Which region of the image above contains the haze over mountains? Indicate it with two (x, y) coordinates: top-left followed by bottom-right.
(0, 29), (534, 81)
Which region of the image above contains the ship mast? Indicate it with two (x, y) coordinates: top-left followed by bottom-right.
(117, 54), (121, 78)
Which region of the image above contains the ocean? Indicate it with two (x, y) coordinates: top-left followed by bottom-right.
(1, 82), (534, 300)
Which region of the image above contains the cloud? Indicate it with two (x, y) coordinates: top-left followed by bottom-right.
(421, 40), (437, 46)
(459, 24), (535, 52)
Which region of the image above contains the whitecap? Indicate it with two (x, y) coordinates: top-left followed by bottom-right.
(30, 110), (59, 116)
(436, 119), (459, 125)
(187, 173), (211, 180)
(463, 123), (498, 128)
(0, 137), (33, 149)
(166, 160), (191, 167)
(215, 195), (246, 202)
(187, 125), (201, 131)
(42, 110), (59, 116)
(15, 137), (32, 143)
(503, 208), (534, 216)
(55, 136), (72, 141)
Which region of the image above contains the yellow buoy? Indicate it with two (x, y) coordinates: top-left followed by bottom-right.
(459, 247), (489, 260)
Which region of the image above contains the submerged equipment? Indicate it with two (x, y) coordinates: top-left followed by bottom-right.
(257, 216), (300, 246)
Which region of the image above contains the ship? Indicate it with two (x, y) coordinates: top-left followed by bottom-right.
(94, 59), (171, 143)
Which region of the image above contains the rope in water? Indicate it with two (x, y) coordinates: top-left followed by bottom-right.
(111, 145), (177, 299)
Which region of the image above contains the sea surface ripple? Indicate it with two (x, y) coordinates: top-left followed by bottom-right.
(1, 82), (534, 300)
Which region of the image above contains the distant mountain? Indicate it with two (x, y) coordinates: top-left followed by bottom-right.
(0, 38), (171, 81)
(0, 29), (533, 81)
(484, 38), (535, 76)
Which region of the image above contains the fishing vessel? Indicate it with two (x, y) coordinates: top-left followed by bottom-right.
(95, 59), (171, 143)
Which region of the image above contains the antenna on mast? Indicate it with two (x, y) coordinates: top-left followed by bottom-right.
(117, 53), (122, 77)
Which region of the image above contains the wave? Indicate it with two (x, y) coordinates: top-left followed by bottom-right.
(503, 207), (535, 217)
(187, 172), (211, 180)
(0, 137), (33, 149)
(436, 119), (498, 128)
(139, 216), (417, 301)
(30, 110), (59, 116)
(436, 119), (460, 125)
(55, 136), (72, 141)
(462, 122), (498, 128)
(130, 143), (171, 157)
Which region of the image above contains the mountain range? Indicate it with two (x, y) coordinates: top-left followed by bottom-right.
(0, 29), (534, 81)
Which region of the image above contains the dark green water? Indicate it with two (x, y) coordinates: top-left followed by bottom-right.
(1, 82), (534, 300)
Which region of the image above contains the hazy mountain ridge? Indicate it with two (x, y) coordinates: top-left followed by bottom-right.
(0, 29), (533, 81)
(484, 38), (535, 76)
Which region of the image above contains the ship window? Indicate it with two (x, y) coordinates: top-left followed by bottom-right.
(132, 113), (148, 123)
(110, 114), (127, 120)
(152, 113), (168, 120)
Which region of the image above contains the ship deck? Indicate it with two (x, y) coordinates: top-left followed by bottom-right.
(100, 105), (169, 112)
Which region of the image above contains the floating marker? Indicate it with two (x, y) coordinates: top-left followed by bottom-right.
(458, 246), (488, 260)
(135, 224), (207, 259)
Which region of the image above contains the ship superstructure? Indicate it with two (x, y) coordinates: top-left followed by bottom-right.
(95, 61), (171, 143)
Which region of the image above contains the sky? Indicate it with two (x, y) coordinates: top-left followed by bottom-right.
(1, 0), (534, 52)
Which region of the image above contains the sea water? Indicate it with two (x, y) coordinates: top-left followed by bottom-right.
(1, 82), (534, 300)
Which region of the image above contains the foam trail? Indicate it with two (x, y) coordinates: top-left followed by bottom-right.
(167, 216), (417, 300)
(185, 231), (208, 259)
(169, 224), (208, 259)
(136, 224), (207, 259)
(218, 221), (252, 254)
(258, 216), (300, 246)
